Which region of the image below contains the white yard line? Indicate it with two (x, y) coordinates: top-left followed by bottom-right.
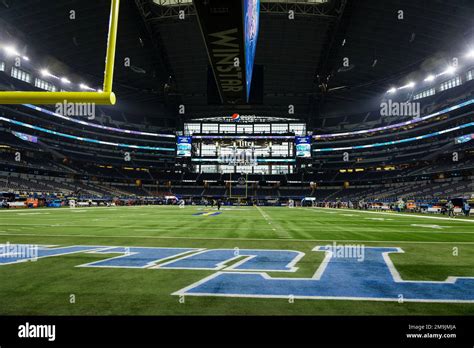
(312, 207), (474, 223)
(255, 205), (290, 238)
(0, 232), (473, 244)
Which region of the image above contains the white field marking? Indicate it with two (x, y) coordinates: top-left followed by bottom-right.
(0, 223), (472, 234)
(172, 273), (474, 304)
(76, 247), (203, 270)
(255, 206), (290, 238)
(0, 232), (474, 245)
(411, 224), (450, 230)
(341, 214), (356, 217)
(312, 207), (474, 223)
(16, 212), (50, 215)
(365, 218), (393, 221)
(381, 250), (462, 284)
(0, 205), (159, 214)
(154, 248), (305, 273)
(136, 229), (472, 234)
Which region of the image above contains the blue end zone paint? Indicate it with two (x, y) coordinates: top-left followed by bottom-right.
(158, 249), (303, 272)
(193, 212), (222, 216)
(77, 247), (198, 268)
(174, 247), (474, 303)
(0, 245), (106, 265)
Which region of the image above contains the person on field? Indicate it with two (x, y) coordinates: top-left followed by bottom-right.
(463, 201), (471, 217)
(217, 200), (222, 211)
(447, 200), (455, 218)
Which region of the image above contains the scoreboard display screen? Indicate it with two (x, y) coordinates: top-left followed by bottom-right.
(295, 136), (312, 158)
(177, 136), (192, 157)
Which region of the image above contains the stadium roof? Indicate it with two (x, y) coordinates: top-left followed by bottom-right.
(0, 0), (473, 126)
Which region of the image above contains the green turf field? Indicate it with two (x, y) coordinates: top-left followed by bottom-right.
(0, 205), (473, 315)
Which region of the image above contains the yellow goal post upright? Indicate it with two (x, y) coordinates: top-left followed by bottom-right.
(228, 172), (249, 203)
(0, 0), (120, 106)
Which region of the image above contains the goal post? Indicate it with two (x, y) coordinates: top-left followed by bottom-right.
(228, 173), (249, 200)
(0, 0), (120, 106)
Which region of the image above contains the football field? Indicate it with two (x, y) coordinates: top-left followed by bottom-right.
(0, 205), (473, 315)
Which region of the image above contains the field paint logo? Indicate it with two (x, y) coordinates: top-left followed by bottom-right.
(1, 244), (473, 303)
(175, 246), (474, 303)
(18, 322), (55, 342)
(193, 212), (222, 217)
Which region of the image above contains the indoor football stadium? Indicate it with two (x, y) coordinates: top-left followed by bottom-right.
(0, 0), (473, 345)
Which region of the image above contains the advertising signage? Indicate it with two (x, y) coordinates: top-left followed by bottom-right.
(195, 0), (260, 104)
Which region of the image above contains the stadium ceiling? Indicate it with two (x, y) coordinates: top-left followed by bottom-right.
(0, 0), (473, 126)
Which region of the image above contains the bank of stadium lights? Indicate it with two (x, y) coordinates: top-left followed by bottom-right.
(387, 82), (415, 94)
(2, 45), (29, 61)
(2, 42), (100, 92)
(79, 83), (96, 91)
(424, 75), (435, 82)
(3, 45), (20, 57)
(387, 64), (459, 94)
(384, 45), (474, 94)
(439, 65), (456, 76)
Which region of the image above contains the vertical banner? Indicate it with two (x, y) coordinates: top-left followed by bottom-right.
(195, 0), (260, 104)
(243, 0), (261, 102)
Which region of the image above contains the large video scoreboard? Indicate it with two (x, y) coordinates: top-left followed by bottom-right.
(179, 116), (310, 174)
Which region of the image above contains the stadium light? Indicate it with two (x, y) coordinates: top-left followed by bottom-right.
(80, 83), (91, 90)
(438, 66), (456, 76)
(387, 87), (396, 94)
(3, 46), (20, 57)
(22, 56), (30, 61)
(424, 75), (435, 82)
(60, 77), (71, 84)
(466, 50), (474, 59)
(398, 82), (415, 90)
(40, 69), (51, 77)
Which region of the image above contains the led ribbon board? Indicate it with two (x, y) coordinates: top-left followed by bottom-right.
(313, 99), (474, 139)
(0, 116), (174, 152)
(314, 122), (474, 152)
(22, 104), (175, 138)
(195, 0), (260, 104)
